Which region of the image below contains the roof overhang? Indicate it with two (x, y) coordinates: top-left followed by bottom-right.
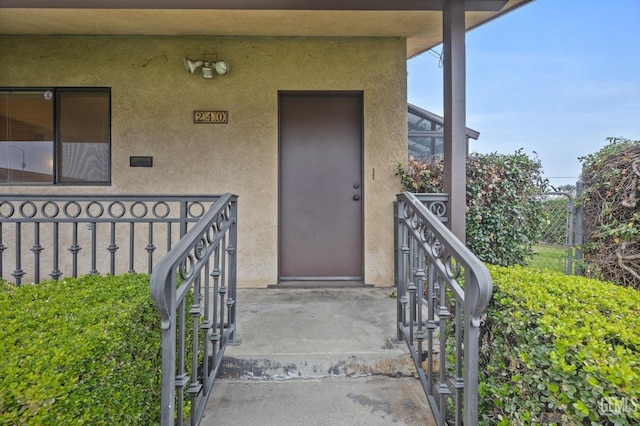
(0, 0), (534, 58)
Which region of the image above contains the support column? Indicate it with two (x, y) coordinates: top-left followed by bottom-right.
(443, 0), (467, 243)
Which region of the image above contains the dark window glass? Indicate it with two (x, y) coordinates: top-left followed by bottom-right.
(0, 88), (110, 185)
(408, 135), (444, 162)
(0, 90), (54, 183)
(58, 90), (110, 184)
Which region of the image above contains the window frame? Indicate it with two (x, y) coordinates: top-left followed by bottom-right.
(1, 87), (112, 186)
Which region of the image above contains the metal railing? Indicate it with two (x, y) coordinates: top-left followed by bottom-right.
(394, 193), (449, 288)
(395, 192), (493, 426)
(150, 193), (237, 426)
(413, 193), (449, 223)
(0, 194), (222, 284)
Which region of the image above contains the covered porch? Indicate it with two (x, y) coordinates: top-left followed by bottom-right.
(1, 1), (532, 424)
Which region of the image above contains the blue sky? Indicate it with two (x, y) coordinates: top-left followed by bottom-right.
(407, 0), (640, 189)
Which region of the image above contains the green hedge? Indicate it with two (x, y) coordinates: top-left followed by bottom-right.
(480, 266), (640, 425)
(397, 150), (548, 266)
(0, 274), (162, 425)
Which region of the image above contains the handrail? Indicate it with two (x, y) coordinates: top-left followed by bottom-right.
(150, 193), (237, 426)
(395, 192), (492, 426)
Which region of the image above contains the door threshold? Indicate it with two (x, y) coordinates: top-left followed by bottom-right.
(268, 281), (373, 289)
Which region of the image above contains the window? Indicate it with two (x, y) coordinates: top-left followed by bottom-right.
(407, 103), (478, 163)
(408, 105), (445, 162)
(1, 88), (110, 185)
(408, 134), (444, 161)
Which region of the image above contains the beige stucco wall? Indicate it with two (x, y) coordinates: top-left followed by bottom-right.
(0, 35), (407, 287)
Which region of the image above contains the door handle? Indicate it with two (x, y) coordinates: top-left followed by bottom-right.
(353, 195), (360, 201)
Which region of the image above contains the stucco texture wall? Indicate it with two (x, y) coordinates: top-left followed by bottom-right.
(0, 35), (407, 287)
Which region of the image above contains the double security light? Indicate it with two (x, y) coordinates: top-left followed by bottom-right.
(184, 57), (229, 79)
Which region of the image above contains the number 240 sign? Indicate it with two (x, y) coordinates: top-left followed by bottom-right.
(193, 111), (228, 123)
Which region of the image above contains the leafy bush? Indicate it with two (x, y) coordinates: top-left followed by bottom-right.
(480, 265), (640, 425)
(0, 274), (162, 425)
(397, 150), (548, 266)
(397, 156), (443, 193)
(579, 137), (640, 289)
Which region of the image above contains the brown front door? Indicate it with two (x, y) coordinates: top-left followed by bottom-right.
(278, 92), (363, 282)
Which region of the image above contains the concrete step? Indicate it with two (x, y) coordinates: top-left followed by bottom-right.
(202, 287), (436, 425)
(202, 376), (436, 426)
(216, 287), (417, 380)
(219, 346), (415, 380)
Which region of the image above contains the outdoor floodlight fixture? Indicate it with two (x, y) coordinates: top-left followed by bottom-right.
(184, 56), (229, 79)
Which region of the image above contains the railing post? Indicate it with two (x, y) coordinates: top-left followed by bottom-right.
(463, 273), (480, 426)
(180, 200), (188, 238)
(108, 222), (118, 275)
(50, 222), (61, 280)
(146, 222), (156, 275)
(415, 249), (426, 378)
(128, 222), (136, 274)
(396, 198), (407, 341)
(228, 199), (238, 344)
(0, 222), (5, 278)
(437, 275), (450, 426)
(12, 222), (24, 286)
(394, 201), (398, 288)
(32, 223), (43, 284)
(89, 222), (98, 275)
(566, 194), (575, 275)
(159, 274), (177, 426)
(70, 222), (80, 278)
(575, 180), (585, 275)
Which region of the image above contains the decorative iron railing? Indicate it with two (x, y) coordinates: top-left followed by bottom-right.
(0, 194), (221, 285)
(413, 193), (449, 223)
(394, 193), (449, 288)
(150, 193), (237, 426)
(395, 192), (493, 426)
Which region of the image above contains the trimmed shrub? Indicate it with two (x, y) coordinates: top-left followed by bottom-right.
(0, 274), (162, 425)
(397, 150), (548, 266)
(480, 266), (640, 425)
(579, 137), (640, 288)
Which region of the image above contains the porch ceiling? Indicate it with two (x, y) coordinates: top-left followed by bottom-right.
(0, 0), (533, 58)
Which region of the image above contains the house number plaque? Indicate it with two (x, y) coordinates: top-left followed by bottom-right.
(193, 110), (228, 124)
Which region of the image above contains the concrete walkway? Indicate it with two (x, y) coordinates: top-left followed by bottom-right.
(201, 286), (435, 426)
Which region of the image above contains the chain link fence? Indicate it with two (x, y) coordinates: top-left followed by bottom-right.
(529, 189), (583, 275)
